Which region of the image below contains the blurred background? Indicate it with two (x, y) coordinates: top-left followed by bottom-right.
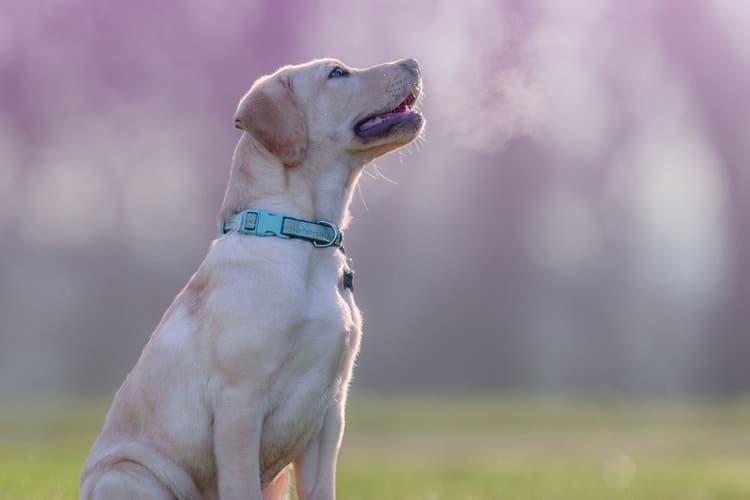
(2, 0), (748, 400)
(2, 1), (750, 498)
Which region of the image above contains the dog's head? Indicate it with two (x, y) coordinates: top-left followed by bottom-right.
(233, 58), (424, 167)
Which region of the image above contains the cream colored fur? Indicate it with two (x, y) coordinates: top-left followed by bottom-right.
(80, 58), (424, 500)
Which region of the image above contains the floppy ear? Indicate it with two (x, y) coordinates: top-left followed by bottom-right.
(233, 75), (307, 167)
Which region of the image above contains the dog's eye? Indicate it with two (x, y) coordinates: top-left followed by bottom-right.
(328, 66), (349, 79)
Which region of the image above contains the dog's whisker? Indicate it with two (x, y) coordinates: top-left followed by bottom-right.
(362, 165), (379, 180)
(356, 182), (369, 211)
(372, 164), (398, 184)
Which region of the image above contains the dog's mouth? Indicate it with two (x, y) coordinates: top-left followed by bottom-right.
(354, 85), (422, 138)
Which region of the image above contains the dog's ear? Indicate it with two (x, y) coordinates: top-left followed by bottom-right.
(233, 75), (307, 167)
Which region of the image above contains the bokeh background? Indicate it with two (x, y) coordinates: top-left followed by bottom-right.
(3, 1), (750, 498)
(2, 0), (749, 399)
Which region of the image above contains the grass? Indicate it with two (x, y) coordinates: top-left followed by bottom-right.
(2, 394), (750, 499)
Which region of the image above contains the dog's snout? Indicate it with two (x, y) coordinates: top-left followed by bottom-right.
(400, 58), (420, 78)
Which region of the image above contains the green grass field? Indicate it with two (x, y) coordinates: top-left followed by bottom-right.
(2, 394), (750, 499)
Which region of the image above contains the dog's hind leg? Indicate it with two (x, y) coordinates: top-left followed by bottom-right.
(83, 462), (176, 500)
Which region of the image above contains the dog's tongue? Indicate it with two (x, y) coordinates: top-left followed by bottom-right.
(392, 100), (409, 113)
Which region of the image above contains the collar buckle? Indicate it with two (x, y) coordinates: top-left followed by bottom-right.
(242, 210), (288, 238)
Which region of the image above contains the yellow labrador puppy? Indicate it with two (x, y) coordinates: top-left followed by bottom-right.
(80, 57), (424, 500)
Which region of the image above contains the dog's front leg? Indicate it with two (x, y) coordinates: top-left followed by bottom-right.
(293, 396), (346, 500)
(214, 387), (265, 500)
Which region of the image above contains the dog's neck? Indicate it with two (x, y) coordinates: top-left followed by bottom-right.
(219, 135), (363, 230)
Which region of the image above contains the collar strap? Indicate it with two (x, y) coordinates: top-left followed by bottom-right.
(219, 209), (343, 248)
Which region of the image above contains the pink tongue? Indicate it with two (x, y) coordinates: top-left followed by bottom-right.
(393, 100), (408, 113)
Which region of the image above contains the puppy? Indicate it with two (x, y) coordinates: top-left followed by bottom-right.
(80, 57), (424, 500)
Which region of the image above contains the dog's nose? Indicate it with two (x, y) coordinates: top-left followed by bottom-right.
(400, 58), (420, 78)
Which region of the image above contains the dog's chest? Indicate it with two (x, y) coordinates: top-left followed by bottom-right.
(258, 286), (360, 482)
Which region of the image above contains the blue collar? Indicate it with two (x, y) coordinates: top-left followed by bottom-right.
(219, 209), (344, 249)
